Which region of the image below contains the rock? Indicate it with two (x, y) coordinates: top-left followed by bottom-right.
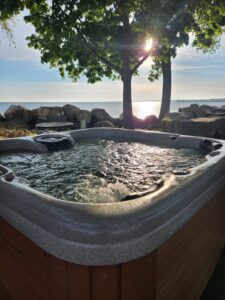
(162, 112), (196, 132)
(162, 116), (225, 138)
(94, 121), (115, 128)
(180, 112), (195, 119)
(23, 109), (36, 125)
(119, 113), (158, 129)
(179, 106), (207, 118)
(190, 104), (199, 108)
(131, 115), (158, 129)
(161, 117), (177, 132)
(164, 112), (182, 120)
(91, 108), (113, 124)
(200, 104), (212, 110)
(63, 104), (80, 122)
(4, 105), (30, 121)
(75, 110), (91, 124)
(200, 105), (217, 115)
(142, 115), (159, 129)
(0, 122), (6, 128)
(186, 117), (225, 137)
(6, 118), (29, 129)
(133, 116), (143, 128)
(161, 114), (179, 132)
(112, 118), (123, 127)
(33, 106), (65, 122)
(0, 113), (5, 122)
(214, 107), (225, 116)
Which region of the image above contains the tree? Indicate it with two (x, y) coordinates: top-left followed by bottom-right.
(145, 0), (225, 121)
(146, 1), (198, 120)
(24, 0), (200, 128)
(21, 0), (161, 128)
(150, 0), (225, 121)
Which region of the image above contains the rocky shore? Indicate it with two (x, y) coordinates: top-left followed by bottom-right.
(1, 103), (225, 139)
(162, 104), (225, 138)
(0, 104), (159, 134)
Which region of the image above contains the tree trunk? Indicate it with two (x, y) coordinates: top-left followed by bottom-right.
(159, 56), (172, 121)
(122, 72), (134, 129)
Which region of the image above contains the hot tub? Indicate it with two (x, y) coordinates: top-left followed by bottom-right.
(0, 128), (225, 300)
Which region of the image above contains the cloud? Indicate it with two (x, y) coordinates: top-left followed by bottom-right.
(172, 64), (223, 71)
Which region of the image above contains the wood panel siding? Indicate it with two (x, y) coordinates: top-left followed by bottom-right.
(0, 188), (225, 299)
(156, 191), (225, 300)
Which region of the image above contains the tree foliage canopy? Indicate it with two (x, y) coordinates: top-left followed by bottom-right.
(24, 0), (155, 83)
(0, 0), (45, 43)
(193, 0), (225, 52)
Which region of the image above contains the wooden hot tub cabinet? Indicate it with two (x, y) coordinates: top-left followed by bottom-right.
(0, 186), (225, 300)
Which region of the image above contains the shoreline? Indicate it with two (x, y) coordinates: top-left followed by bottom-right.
(1, 100), (225, 119)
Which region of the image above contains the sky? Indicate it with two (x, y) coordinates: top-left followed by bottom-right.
(0, 12), (225, 103)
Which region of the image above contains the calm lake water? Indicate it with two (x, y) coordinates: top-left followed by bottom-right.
(0, 100), (225, 119)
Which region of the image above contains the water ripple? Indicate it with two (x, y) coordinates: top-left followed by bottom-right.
(0, 140), (206, 203)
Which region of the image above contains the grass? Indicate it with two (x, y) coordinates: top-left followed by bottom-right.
(0, 128), (36, 138)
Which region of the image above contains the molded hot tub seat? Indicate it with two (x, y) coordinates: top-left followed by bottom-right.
(0, 128), (225, 300)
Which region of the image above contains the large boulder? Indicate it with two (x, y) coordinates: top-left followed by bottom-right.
(161, 112), (196, 132)
(214, 106), (225, 115)
(112, 118), (123, 127)
(75, 110), (91, 124)
(200, 105), (216, 114)
(133, 115), (158, 129)
(6, 118), (29, 129)
(119, 113), (158, 129)
(4, 105), (31, 121)
(179, 105), (207, 118)
(23, 109), (36, 125)
(142, 115), (159, 129)
(162, 116), (225, 138)
(63, 104), (80, 122)
(178, 118), (224, 137)
(0, 112), (5, 122)
(33, 106), (65, 122)
(0, 122), (6, 128)
(91, 108), (113, 124)
(94, 120), (115, 128)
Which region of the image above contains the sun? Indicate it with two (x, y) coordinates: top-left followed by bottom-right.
(145, 38), (153, 51)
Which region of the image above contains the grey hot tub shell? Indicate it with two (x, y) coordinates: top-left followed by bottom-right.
(0, 128), (225, 266)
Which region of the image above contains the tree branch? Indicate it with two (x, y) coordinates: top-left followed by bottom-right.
(74, 21), (122, 75)
(131, 51), (150, 74)
(87, 41), (122, 74)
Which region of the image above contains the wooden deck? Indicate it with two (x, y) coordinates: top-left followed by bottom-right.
(0, 187), (225, 300)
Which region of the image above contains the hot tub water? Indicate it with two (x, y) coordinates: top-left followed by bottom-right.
(0, 140), (206, 203)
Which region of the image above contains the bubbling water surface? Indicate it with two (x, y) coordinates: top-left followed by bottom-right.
(0, 140), (206, 203)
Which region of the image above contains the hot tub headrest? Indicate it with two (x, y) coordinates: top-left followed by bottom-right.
(34, 134), (75, 152)
(199, 139), (222, 153)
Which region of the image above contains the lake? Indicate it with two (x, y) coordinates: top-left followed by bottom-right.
(0, 99), (225, 119)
